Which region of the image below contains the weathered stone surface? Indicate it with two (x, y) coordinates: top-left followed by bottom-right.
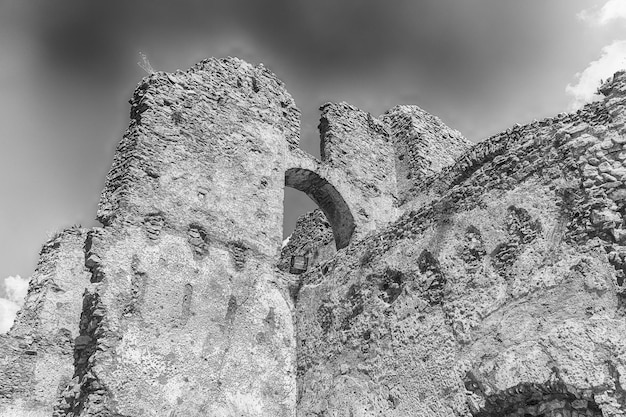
(54, 58), (304, 417)
(0, 227), (91, 417)
(382, 105), (473, 203)
(278, 209), (335, 275)
(318, 102), (398, 235)
(5, 60), (626, 417)
(294, 70), (626, 416)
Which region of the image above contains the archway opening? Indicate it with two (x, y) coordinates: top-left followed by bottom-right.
(285, 168), (356, 250)
(282, 187), (318, 246)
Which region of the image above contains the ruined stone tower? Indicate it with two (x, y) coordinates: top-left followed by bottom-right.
(3, 59), (626, 417)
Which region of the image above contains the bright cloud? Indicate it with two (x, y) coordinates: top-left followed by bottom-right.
(566, 40), (626, 109)
(0, 298), (21, 334)
(5, 275), (29, 302)
(0, 275), (29, 334)
(578, 0), (626, 25)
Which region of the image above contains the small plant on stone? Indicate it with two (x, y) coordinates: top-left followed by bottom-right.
(137, 52), (155, 74)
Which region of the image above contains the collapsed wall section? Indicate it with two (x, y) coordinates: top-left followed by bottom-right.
(382, 105), (473, 202)
(0, 227), (91, 417)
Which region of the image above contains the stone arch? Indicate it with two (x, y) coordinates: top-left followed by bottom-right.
(468, 380), (602, 416)
(285, 168), (356, 249)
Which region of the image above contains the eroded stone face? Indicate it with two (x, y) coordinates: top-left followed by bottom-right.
(278, 209), (335, 274)
(382, 104), (473, 203)
(294, 72), (626, 416)
(0, 227), (91, 417)
(55, 226), (296, 416)
(318, 102), (398, 235)
(54, 58), (301, 417)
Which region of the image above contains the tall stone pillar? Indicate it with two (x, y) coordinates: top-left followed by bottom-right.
(55, 58), (300, 417)
(319, 102), (398, 236)
(382, 105), (473, 202)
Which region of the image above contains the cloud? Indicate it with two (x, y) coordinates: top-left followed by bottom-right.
(566, 40), (626, 109)
(0, 275), (29, 334)
(0, 299), (21, 334)
(578, 0), (626, 25)
(5, 275), (29, 302)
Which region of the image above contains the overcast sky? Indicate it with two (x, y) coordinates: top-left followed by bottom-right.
(1, 0), (626, 313)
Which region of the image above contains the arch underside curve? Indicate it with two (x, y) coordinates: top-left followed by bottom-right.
(470, 380), (602, 417)
(285, 167), (356, 250)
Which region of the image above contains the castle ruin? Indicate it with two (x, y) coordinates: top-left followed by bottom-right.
(2, 57), (626, 416)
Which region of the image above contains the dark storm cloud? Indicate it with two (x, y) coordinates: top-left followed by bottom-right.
(29, 1), (225, 85)
(32, 1), (398, 62)
(30, 0), (410, 80)
(29, 0), (542, 90)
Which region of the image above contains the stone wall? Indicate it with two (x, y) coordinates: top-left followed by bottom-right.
(0, 227), (90, 417)
(318, 102), (398, 234)
(278, 209), (334, 274)
(96, 58), (300, 257)
(294, 71), (626, 416)
(382, 105), (473, 203)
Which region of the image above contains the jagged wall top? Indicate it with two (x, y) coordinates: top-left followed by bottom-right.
(96, 57), (303, 256)
(599, 70), (626, 98)
(131, 57), (301, 145)
(382, 105), (473, 201)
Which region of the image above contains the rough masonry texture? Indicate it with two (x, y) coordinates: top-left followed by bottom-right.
(3, 58), (626, 417)
(0, 227), (90, 416)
